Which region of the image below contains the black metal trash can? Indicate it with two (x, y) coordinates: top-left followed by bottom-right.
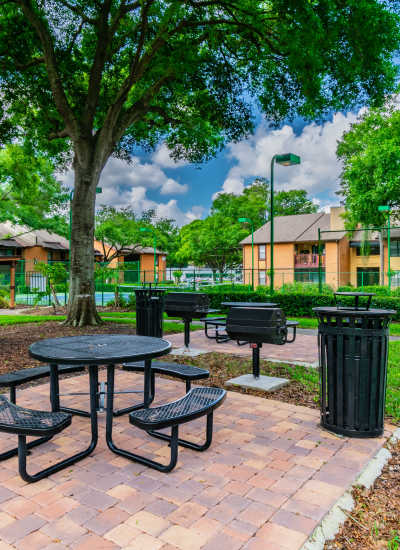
(313, 303), (396, 438)
(135, 288), (165, 337)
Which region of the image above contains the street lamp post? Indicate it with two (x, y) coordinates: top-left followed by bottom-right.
(269, 153), (301, 294)
(378, 205), (391, 288)
(238, 217), (254, 289)
(140, 227), (157, 283)
(69, 187), (102, 270)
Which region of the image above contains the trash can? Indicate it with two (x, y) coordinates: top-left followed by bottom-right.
(135, 287), (165, 337)
(313, 293), (396, 438)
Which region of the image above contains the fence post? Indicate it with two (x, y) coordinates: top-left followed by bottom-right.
(9, 261), (15, 309)
(318, 228), (322, 294)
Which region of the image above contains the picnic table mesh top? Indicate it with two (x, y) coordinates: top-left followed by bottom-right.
(29, 334), (172, 365)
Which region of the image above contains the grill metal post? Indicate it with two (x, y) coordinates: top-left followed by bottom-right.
(251, 344), (260, 378)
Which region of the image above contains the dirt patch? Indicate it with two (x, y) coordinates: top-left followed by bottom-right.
(325, 439), (400, 550)
(0, 321), (136, 374)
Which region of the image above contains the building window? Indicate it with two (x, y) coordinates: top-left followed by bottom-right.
(356, 243), (380, 256)
(357, 267), (379, 286)
(390, 240), (400, 257)
(259, 245), (266, 260)
(259, 270), (266, 285)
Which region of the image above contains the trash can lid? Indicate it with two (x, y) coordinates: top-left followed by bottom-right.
(313, 306), (397, 317)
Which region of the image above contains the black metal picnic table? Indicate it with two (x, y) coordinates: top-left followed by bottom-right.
(29, 334), (171, 463)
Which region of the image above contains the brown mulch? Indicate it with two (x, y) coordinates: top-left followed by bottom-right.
(0, 321), (135, 374)
(325, 438), (400, 550)
(169, 351), (320, 410)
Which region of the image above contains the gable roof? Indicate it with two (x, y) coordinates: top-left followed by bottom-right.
(240, 212), (346, 245)
(0, 222), (69, 250)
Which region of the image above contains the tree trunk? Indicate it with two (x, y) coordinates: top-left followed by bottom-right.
(64, 152), (103, 326)
(379, 230), (385, 286)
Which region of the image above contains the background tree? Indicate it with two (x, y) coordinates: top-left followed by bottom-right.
(0, 144), (68, 235)
(272, 189), (318, 217)
(176, 215), (247, 277)
(337, 98), (400, 283)
(95, 206), (144, 262)
(1, 0), (398, 325)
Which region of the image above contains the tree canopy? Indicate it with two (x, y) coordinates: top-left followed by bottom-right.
(337, 97), (400, 228)
(0, 144), (68, 235)
(176, 180), (318, 270)
(1, 0), (398, 325)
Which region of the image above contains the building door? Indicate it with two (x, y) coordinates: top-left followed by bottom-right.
(357, 267), (379, 286)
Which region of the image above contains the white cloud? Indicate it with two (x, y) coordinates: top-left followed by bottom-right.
(160, 179), (188, 195)
(220, 111), (363, 202)
(152, 143), (188, 169)
(58, 153), (198, 226)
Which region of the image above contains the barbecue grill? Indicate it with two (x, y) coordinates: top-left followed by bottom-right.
(164, 293), (210, 349)
(226, 307), (297, 377)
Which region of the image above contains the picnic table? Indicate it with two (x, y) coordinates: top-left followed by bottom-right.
(29, 334), (172, 462)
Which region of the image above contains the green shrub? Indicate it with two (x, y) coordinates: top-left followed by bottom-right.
(0, 295), (9, 308)
(106, 295), (127, 308)
(127, 293), (136, 310)
(202, 285), (400, 319)
(277, 281), (334, 295)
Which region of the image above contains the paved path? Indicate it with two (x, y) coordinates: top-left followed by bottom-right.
(0, 371), (394, 550)
(167, 330), (319, 367)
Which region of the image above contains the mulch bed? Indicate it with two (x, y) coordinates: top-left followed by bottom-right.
(325, 438), (400, 549)
(0, 321), (135, 374)
(169, 351), (320, 410)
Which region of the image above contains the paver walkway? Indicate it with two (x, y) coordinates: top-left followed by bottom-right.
(167, 331), (319, 366)
(0, 370), (393, 549)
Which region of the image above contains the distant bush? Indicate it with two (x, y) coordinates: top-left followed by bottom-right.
(127, 293), (136, 310)
(277, 281), (334, 295)
(0, 295), (9, 308)
(202, 285), (400, 319)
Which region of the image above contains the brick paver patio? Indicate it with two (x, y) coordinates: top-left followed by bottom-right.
(0, 370), (392, 549)
(168, 331), (319, 366)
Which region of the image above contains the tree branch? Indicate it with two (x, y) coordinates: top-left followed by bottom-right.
(58, 0), (97, 25)
(17, 0), (79, 138)
(83, 0), (113, 130)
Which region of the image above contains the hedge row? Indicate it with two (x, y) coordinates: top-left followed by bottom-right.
(202, 288), (400, 320)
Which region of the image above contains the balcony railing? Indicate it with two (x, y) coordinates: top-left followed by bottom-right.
(294, 254), (325, 268)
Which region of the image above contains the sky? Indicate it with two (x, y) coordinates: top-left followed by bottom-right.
(61, 106), (364, 226)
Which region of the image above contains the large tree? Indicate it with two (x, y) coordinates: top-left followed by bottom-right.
(1, 1), (399, 325)
(337, 98), (400, 283)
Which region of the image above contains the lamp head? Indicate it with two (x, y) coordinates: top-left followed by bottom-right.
(275, 153), (301, 166)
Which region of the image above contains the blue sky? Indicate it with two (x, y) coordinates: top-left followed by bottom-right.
(62, 106), (363, 225)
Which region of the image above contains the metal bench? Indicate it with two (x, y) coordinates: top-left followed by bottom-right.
(200, 317), (229, 343)
(114, 361), (210, 416)
(106, 386), (226, 472)
(0, 395), (73, 482)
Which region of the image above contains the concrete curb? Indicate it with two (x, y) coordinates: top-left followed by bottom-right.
(301, 427), (400, 550)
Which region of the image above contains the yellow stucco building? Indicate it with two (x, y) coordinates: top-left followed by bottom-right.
(240, 207), (400, 289)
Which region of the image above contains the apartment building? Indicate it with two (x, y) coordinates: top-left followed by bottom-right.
(240, 207), (400, 289)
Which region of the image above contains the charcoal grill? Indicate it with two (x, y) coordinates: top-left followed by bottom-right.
(226, 307), (297, 378)
(164, 293), (210, 348)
